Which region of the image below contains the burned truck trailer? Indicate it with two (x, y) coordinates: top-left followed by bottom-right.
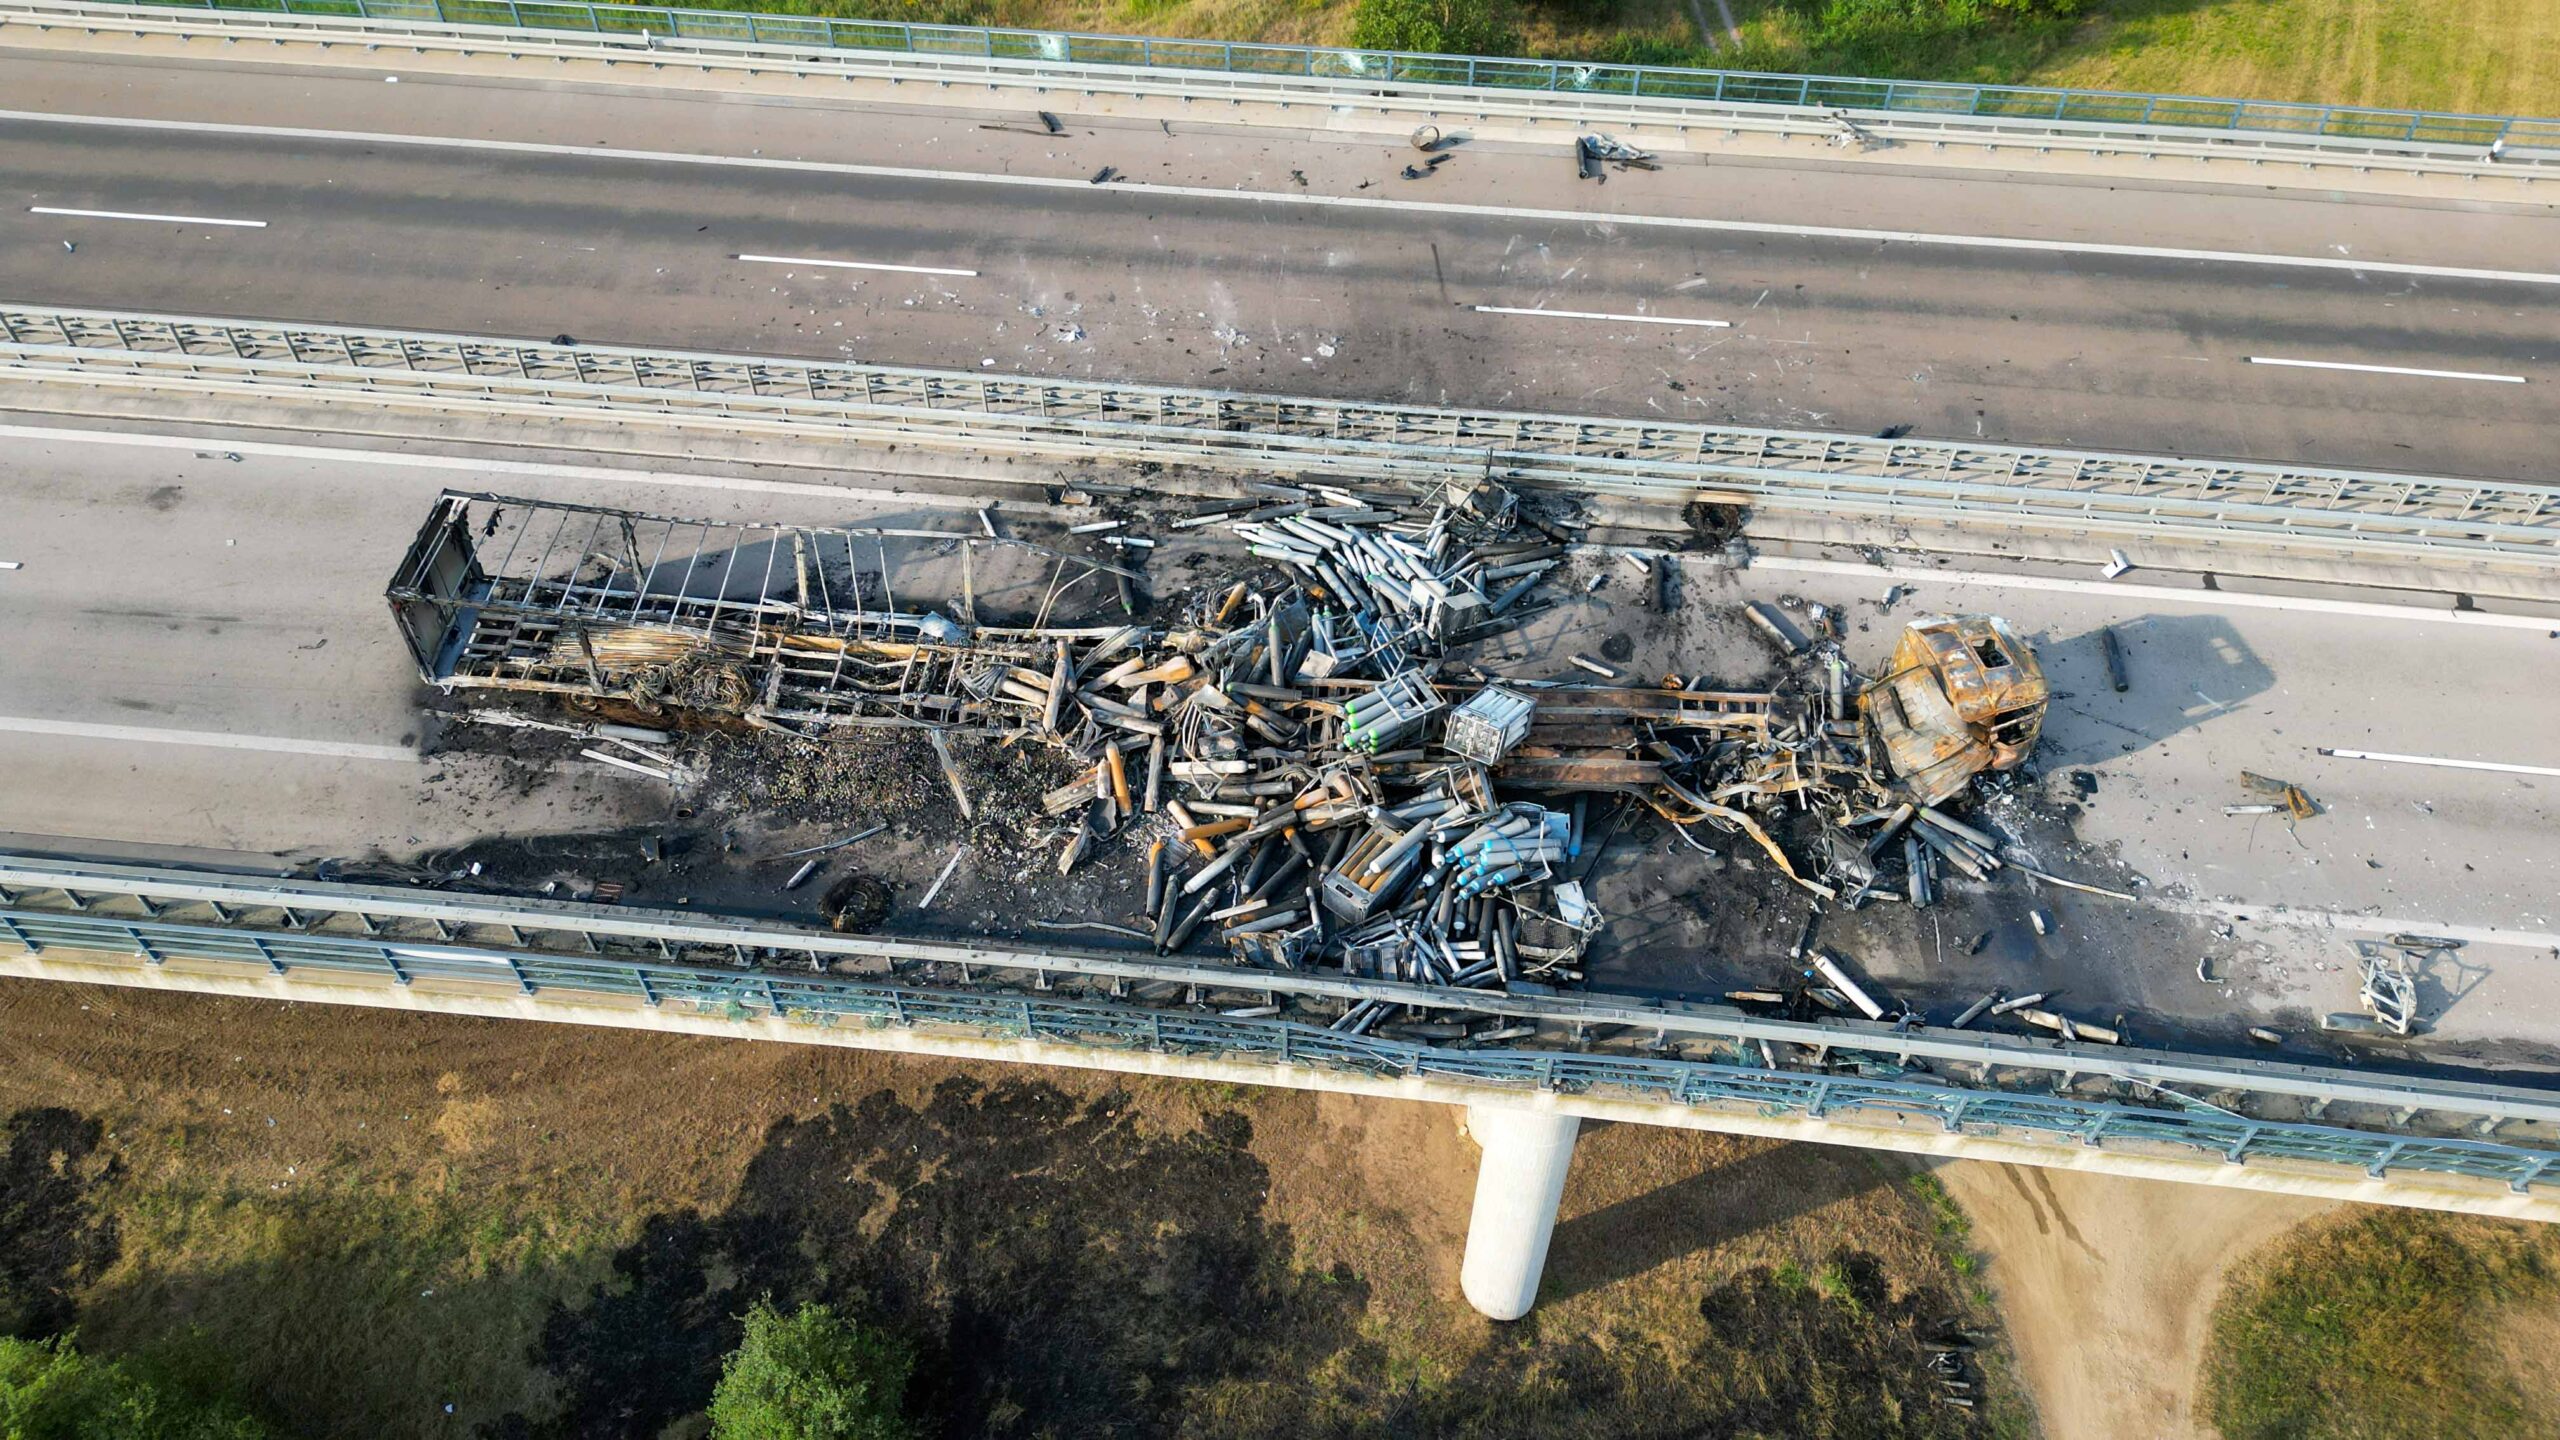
(386, 487), (2056, 992)
(386, 491), (1139, 732)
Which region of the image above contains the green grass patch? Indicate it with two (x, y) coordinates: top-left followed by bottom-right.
(73, 1181), (613, 1437)
(1906, 1172), (1972, 1246)
(566, 0), (2560, 116)
(2203, 1207), (2560, 1440)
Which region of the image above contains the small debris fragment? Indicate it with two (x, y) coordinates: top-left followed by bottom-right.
(917, 844), (968, 911)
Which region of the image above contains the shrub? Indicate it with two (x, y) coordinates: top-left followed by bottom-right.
(1349, 0), (1521, 57)
(0, 1336), (270, 1440)
(708, 1301), (918, 1440)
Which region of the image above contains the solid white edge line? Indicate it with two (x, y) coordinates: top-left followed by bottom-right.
(2248, 356), (2527, 384)
(0, 421), (1002, 510)
(30, 204), (267, 228)
(735, 252), (977, 277)
(2161, 899), (2560, 953)
(1742, 556), (2560, 632)
(2318, 748), (2560, 779)
(9, 110), (2560, 288)
(1473, 305), (1731, 329)
(0, 716), (418, 762)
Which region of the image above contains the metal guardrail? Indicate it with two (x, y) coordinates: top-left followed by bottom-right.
(2, 854), (2556, 1195)
(8, 4), (2548, 182)
(56, 0), (2559, 156)
(3, 303), (2554, 575)
(13, 851), (2556, 1128)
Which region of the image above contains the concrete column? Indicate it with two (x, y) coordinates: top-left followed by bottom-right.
(1458, 1102), (1581, 1320)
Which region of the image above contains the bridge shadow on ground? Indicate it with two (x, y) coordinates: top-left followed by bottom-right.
(1541, 1125), (1891, 1304)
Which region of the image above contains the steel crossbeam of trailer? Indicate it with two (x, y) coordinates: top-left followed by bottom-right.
(3, 305), (2554, 576)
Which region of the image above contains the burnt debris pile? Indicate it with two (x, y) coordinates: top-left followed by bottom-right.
(388, 481), (2062, 1006)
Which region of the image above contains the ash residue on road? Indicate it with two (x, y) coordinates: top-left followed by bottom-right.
(693, 729), (1085, 857)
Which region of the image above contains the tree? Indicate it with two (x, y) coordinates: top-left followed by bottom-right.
(1349, 0), (1521, 57)
(0, 1336), (270, 1440)
(707, 1301), (917, 1440)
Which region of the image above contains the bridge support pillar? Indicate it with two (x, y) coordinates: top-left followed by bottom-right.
(1458, 1102), (1581, 1320)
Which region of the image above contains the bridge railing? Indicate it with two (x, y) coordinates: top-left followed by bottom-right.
(4, 890), (2557, 1197)
(79, 0), (2560, 152)
(4, 303), (2554, 577)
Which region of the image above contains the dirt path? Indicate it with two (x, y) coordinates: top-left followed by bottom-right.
(1937, 1162), (2336, 1439)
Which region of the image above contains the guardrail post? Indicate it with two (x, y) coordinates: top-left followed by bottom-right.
(251, 937), (283, 976)
(2512, 1154), (2555, 1194)
(0, 916), (38, 955)
(2366, 1140), (2407, 1178)
(2223, 1124), (2260, 1162)
(505, 956), (533, 995)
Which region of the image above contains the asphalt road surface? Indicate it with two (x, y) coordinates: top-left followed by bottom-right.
(0, 53), (2553, 479)
(2, 423), (2554, 1066)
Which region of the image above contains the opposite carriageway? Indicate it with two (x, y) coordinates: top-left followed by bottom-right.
(3, 305), (2557, 583)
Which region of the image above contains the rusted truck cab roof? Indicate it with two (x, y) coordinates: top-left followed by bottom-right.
(1865, 615), (2049, 805)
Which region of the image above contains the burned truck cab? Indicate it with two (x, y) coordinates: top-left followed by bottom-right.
(1862, 614), (2048, 806)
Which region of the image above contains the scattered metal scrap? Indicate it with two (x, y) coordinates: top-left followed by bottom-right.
(2325, 935), (2459, 1038)
(1575, 133), (1659, 181)
(2238, 770), (2319, 821)
(390, 478), (2092, 1009)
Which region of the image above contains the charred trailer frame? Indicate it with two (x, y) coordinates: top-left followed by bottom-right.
(383, 490), (1129, 734)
